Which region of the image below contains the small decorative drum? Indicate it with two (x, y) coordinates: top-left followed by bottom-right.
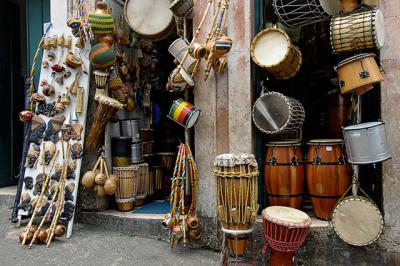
(252, 91), (305, 134)
(124, 0), (174, 41)
(168, 38), (197, 74)
(306, 139), (351, 219)
(273, 0), (341, 28)
(170, 0), (193, 17)
(131, 142), (144, 164)
(332, 195), (384, 246)
(264, 141), (304, 209)
(89, 43), (116, 70)
(93, 70), (109, 88)
(113, 166), (138, 211)
(342, 122), (390, 164)
(251, 28), (302, 80)
(168, 99), (200, 128)
(262, 206), (311, 266)
(335, 53), (383, 95)
(135, 163), (149, 206)
(214, 154), (259, 257)
(120, 119), (141, 142)
(330, 9), (385, 54)
(111, 137), (131, 167)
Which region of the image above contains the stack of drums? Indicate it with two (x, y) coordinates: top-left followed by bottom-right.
(264, 141), (304, 209)
(141, 128), (154, 165)
(213, 154), (259, 257)
(306, 139), (351, 219)
(120, 119), (144, 165)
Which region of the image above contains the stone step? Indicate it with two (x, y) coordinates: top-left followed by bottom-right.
(0, 186), (16, 209)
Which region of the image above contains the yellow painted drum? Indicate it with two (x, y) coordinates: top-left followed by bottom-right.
(168, 99), (200, 128)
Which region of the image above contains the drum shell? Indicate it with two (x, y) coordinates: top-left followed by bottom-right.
(250, 28), (302, 80)
(135, 163), (149, 206)
(264, 142), (304, 209)
(142, 141), (155, 154)
(170, 0), (193, 17)
(336, 53), (383, 95)
(306, 140), (351, 219)
(168, 38), (197, 74)
(131, 142), (144, 164)
(330, 9), (385, 54)
(140, 128), (154, 142)
(112, 137), (131, 167)
(120, 119), (141, 142)
(113, 166), (138, 211)
(326, 92), (350, 138)
(168, 98), (201, 128)
(342, 122), (390, 164)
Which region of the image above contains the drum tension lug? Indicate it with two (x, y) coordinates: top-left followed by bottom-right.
(339, 80), (345, 88)
(291, 156), (298, 166)
(269, 156), (277, 166)
(338, 155), (345, 165)
(359, 71), (370, 79)
(313, 156), (321, 165)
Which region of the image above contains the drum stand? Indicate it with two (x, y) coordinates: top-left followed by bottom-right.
(220, 227), (257, 266)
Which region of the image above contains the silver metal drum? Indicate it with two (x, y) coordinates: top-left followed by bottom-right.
(120, 119), (141, 142)
(131, 141), (144, 164)
(342, 121), (390, 164)
(252, 91), (305, 134)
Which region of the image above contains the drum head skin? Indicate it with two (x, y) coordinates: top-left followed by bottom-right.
(125, 0), (173, 39)
(263, 206), (311, 225)
(319, 0), (341, 15)
(343, 121), (383, 131)
(332, 197), (383, 246)
(374, 9), (385, 49)
(308, 139), (343, 145)
(265, 140), (302, 146)
(253, 93), (290, 133)
(186, 109), (200, 128)
(251, 29), (289, 67)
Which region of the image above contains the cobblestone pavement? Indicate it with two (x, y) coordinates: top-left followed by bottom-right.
(0, 208), (220, 266)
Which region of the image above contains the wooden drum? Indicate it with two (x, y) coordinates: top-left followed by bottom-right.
(113, 166), (138, 211)
(335, 53), (383, 95)
(264, 141), (304, 209)
(124, 0), (174, 41)
(251, 28), (302, 80)
(214, 154), (259, 257)
(135, 163), (149, 206)
(306, 139), (351, 219)
(262, 206), (311, 266)
(330, 9), (385, 54)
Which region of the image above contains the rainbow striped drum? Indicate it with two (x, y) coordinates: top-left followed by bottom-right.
(168, 99), (200, 128)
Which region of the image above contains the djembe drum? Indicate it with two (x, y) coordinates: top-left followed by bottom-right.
(262, 206), (311, 266)
(306, 139), (351, 219)
(214, 154), (259, 257)
(113, 166), (138, 211)
(264, 141), (304, 209)
(251, 28), (302, 80)
(273, 0), (341, 28)
(135, 163), (149, 206)
(330, 8), (385, 54)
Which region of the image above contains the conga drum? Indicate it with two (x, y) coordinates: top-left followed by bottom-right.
(330, 8), (385, 54)
(113, 166), (138, 211)
(273, 0), (341, 28)
(264, 141), (304, 209)
(326, 90), (350, 138)
(251, 28), (302, 80)
(306, 139), (351, 219)
(335, 53), (383, 95)
(135, 163), (149, 206)
(262, 206), (311, 266)
(124, 0), (174, 41)
(214, 154), (259, 257)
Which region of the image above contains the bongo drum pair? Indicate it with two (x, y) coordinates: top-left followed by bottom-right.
(214, 154), (259, 257)
(262, 206), (311, 266)
(251, 28), (302, 80)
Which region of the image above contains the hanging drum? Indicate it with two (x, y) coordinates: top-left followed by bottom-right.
(252, 91), (305, 134)
(251, 28), (302, 80)
(272, 0), (341, 28)
(168, 38), (197, 74)
(335, 53), (383, 95)
(342, 121), (390, 164)
(264, 141), (304, 209)
(332, 194), (384, 246)
(168, 99), (200, 128)
(330, 8), (385, 54)
(124, 0), (174, 41)
(306, 139), (351, 219)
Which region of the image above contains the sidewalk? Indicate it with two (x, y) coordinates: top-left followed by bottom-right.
(0, 206), (220, 266)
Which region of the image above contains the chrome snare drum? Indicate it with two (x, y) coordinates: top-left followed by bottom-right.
(342, 121), (390, 164)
